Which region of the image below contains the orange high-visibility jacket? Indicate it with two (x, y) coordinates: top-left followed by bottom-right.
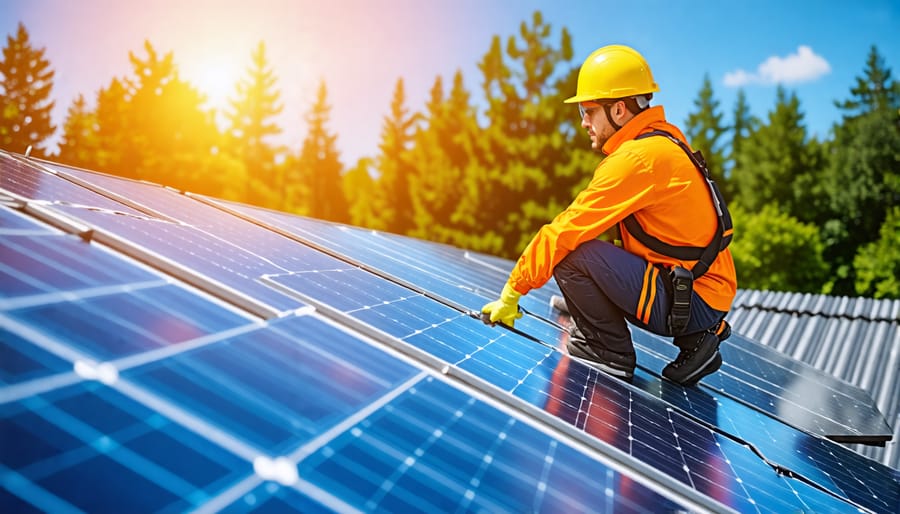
(508, 106), (737, 312)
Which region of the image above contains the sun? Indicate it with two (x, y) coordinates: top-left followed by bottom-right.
(183, 54), (243, 112)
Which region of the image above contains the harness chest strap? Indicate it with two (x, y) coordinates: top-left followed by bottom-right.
(621, 130), (733, 280)
(622, 130), (733, 333)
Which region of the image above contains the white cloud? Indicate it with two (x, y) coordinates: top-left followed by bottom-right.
(723, 45), (831, 87)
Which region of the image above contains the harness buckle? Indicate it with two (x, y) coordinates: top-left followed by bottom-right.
(668, 265), (693, 335)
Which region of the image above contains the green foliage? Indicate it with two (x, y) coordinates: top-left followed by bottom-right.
(294, 80), (348, 223)
(371, 78), (419, 233)
(5, 17), (899, 299)
(731, 86), (823, 218)
(225, 41), (285, 207)
(729, 203), (828, 293)
(853, 206), (900, 298)
(820, 46), (900, 295)
(0, 22), (56, 157)
(56, 94), (98, 169)
(835, 45), (900, 119)
(454, 10), (579, 257)
(685, 74), (729, 200)
(729, 89), (756, 170)
(406, 72), (481, 244)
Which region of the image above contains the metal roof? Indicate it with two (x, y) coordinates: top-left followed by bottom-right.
(730, 289), (900, 470)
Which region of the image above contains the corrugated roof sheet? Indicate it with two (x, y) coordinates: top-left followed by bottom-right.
(730, 289), (900, 470)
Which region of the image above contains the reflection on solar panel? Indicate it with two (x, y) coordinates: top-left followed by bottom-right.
(2, 152), (898, 513)
(197, 196), (894, 445)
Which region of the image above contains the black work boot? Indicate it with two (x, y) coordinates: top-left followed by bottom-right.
(566, 326), (636, 380)
(663, 320), (731, 386)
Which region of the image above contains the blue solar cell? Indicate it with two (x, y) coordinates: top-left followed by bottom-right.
(0, 155), (143, 215)
(214, 199), (891, 444)
(6, 282), (252, 360)
(207, 200), (564, 317)
(0, 328), (70, 385)
(1, 234), (161, 300)
(264, 258), (898, 512)
(299, 375), (687, 513)
(0, 381), (249, 513)
(124, 315), (420, 454)
(46, 205), (305, 314)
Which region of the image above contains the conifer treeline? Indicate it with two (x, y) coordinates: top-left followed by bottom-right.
(2, 13), (898, 298)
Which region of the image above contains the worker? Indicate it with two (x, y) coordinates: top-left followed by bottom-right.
(481, 44), (737, 386)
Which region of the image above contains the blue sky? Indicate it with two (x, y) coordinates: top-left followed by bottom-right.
(2, 0), (898, 164)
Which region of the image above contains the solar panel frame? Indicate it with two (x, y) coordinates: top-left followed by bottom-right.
(259, 259), (896, 512)
(3, 154), (897, 513)
(207, 198), (893, 444)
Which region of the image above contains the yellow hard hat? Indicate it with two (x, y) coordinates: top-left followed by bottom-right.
(564, 45), (659, 103)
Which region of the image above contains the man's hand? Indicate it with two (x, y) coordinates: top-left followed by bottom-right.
(481, 282), (523, 327)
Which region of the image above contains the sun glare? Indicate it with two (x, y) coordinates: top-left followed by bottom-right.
(184, 55), (242, 112)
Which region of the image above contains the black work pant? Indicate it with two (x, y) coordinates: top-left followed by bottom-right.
(553, 240), (726, 354)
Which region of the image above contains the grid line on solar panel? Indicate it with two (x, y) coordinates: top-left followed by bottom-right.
(294, 375), (694, 513)
(228, 199), (892, 444)
(243, 206), (887, 435)
(258, 261), (898, 512)
(21, 204), (303, 318)
(8, 159), (892, 508)
(0, 154), (145, 216)
(28, 159), (183, 222)
(4, 306), (704, 508)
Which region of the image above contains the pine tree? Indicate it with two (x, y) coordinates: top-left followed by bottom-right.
(344, 157), (378, 228)
(728, 89), (756, 176)
(225, 41), (284, 206)
(116, 41), (226, 196)
(407, 71), (481, 244)
(835, 45), (900, 120)
(685, 74), (728, 198)
(295, 80), (348, 223)
(93, 78), (131, 175)
(822, 45), (900, 296)
(372, 78), (419, 233)
(731, 86), (821, 216)
(0, 22), (56, 156)
(56, 94), (99, 169)
(459, 10), (578, 257)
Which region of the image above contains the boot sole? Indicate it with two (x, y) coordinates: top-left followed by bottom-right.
(570, 355), (635, 379)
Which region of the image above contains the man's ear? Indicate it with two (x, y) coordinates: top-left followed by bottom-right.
(613, 100), (627, 121)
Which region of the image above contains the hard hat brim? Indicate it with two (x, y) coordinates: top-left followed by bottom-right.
(563, 94), (597, 104)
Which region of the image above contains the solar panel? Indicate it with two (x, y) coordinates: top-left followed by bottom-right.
(259, 245), (899, 513)
(0, 154), (144, 216)
(2, 152), (898, 513)
(205, 198), (892, 445)
(187, 195), (898, 511)
(0, 215), (703, 513)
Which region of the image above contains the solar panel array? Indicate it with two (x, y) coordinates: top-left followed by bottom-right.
(1, 151), (898, 513)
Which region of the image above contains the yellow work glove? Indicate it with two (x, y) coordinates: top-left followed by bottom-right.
(481, 282), (523, 327)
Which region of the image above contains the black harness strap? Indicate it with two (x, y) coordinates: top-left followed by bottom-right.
(622, 130), (732, 280)
(622, 130), (733, 334)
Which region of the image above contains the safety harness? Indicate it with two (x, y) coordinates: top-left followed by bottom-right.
(622, 130), (733, 334)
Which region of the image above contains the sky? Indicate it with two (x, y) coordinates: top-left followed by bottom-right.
(2, 0), (898, 165)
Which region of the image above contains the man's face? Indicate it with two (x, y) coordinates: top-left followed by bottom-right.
(579, 101), (617, 152)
